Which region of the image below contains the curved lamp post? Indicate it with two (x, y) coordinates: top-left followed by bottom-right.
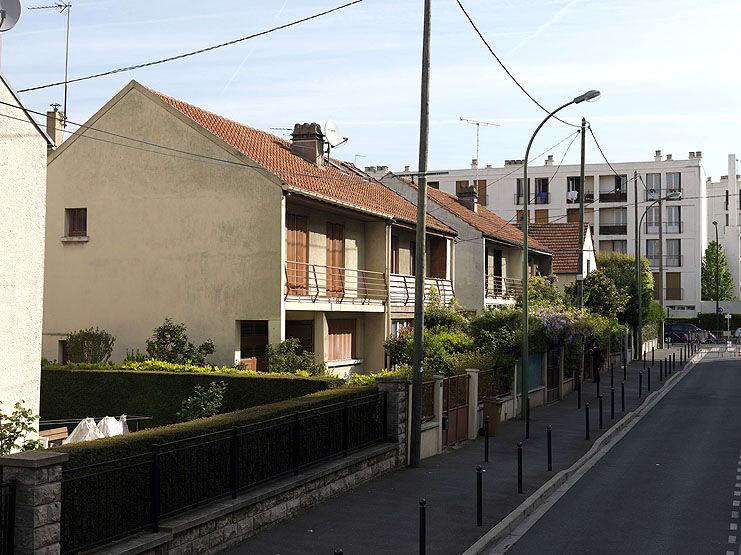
(713, 220), (719, 333)
(636, 190), (682, 350)
(521, 90), (600, 433)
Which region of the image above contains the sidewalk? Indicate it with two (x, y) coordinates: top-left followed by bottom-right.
(225, 345), (689, 555)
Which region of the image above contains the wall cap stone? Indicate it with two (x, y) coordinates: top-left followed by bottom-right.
(0, 451), (69, 468)
(376, 377), (410, 384)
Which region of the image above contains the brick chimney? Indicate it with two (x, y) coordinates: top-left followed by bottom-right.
(457, 183), (478, 213)
(46, 106), (64, 147)
(291, 123), (325, 167)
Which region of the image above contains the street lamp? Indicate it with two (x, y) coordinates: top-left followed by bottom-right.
(636, 190), (682, 351)
(521, 89), (600, 434)
(713, 221), (719, 334)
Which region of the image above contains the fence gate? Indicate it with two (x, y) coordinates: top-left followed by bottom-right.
(442, 375), (469, 448)
(0, 481), (15, 555)
(546, 349), (560, 404)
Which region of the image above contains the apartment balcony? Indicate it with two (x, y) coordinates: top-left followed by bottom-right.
(644, 222), (683, 234)
(647, 255), (683, 268)
(389, 274), (455, 307)
(566, 192), (594, 204)
(599, 191), (628, 203)
(599, 224), (628, 235)
(285, 262), (387, 307)
(484, 275), (522, 301)
(514, 192), (550, 205)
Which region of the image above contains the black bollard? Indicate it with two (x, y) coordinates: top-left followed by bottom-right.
(647, 364), (651, 391)
(598, 395), (603, 429)
(659, 358), (663, 382)
(525, 396), (530, 440)
(610, 362), (614, 388)
(476, 466), (483, 527)
(610, 387), (615, 420)
(638, 371), (643, 399)
(547, 425), (552, 471)
(419, 499), (426, 555)
(517, 443), (523, 494)
(621, 381), (625, 412)
(577, 373), (582, 410)
(673, 353), (676, 373)
(652, 346), (655, 365)
(643, 356), (646, 373)
(623, 360), (627, 381)
(484, 416), (490, 463)
(585, 402), (590, 441)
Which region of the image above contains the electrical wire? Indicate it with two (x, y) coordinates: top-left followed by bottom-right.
(454, 0), (580, 129)
(18, 0), (364, 93)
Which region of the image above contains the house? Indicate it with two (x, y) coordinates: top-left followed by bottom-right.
(527, 223), (596, 288)
(389, 150), (707, 316)
(0, 74), (54, 416)
(378, 173), (552, 313)
(42, 81), (455, 375)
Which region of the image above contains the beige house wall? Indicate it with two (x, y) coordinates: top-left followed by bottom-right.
(0, 79), (48, 416)
(42, 83), (284, 366)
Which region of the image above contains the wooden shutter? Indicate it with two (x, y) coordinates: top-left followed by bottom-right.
(391, 235), (400, 274)
(429, 235), (447, 279)
(476, 180), (487, 206)
(666, 272), (681, 300)
(326, 223), (345, 295)
(328, 319), (355, 360)
(455, 180), (468, 194)
(286, 215), (308, 294)
(535, 209), (549, 224)
(567, 209), (579, 223)
(67, 208), (87, 237)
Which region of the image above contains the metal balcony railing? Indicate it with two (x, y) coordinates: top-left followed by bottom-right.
(389, 274), (455, 307)
(513, 192), (550, 205)
(599, 191), (628, 203)
(285, 262), (387, 304)
(485, 275), (523, 300)
(644, 222), (684, 234)
(566, 192), (595, 204)
(664, 254), (682, 267)
(599, 224), (628, 235)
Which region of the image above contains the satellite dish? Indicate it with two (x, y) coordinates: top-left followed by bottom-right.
(324, 120), (344, 148)
(0, 0), (21, 32)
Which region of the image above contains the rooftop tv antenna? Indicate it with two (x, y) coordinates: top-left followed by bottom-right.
(324, 119), (348, 159)
(0, 0), (22, 68)
(28, 2), (71, 126)
(460, 117), (499, 192)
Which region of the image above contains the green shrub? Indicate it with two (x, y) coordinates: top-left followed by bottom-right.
(54, 386), (378, 468)
(145, 318), (215, 365)
(177, 381), (226, 421)
(446, 351), (493, 375)
(266, 339), (326, 376)
(345, 366), (410, 387)
(0, 401), (40, 455)
(66, 327), (115, 363)
(40, 368), (339, 427)
(124, 349), (147, 362)
(424, 287), (468, 332)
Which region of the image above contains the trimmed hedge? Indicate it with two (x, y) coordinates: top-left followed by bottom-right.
(41, 368), (339, 427)
(54, 386), (378, 469)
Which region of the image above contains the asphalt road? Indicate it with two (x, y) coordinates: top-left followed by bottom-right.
(504, 355), (741, 555)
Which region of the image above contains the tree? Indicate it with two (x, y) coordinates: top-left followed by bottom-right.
(66, 327), (115, 363)
(519, 275), (570, 310)
(595, 252), (653, 330)
(581, 269), (629, 318)
(701, 241), (736, 301)
(177, 382), (226, 422)
(146, 318), (215, 365)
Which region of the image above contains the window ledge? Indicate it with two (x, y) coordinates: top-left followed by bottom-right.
(326, 359), (363, 368)
(61, 236), (89, 243)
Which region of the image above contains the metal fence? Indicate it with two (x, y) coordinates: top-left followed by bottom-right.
(60, 393), (387, 554)
(421, 381), (435, 422)
(0, 481), (15, 555)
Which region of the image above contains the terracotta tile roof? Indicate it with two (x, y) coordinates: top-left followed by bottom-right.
(148, 87), (452, 233)
(397, 177), (550, 252)
(527, 223), (589, 273)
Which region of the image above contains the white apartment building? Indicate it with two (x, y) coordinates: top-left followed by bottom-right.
(370, 150), (708, 315)
(707, 154), (741, 301)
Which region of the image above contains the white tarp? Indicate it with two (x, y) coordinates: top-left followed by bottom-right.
(62, 415), (130, 444)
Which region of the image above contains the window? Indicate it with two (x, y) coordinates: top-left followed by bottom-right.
(566, 176), (581, 203)
(613, 207), (628, 225)
(476, 180), (487, 206)
(410, 241), (417, 276)
(666, 172), (681, 193)
(286, 320), (314, 354)
(427, 181), (440, 190)
(666, 239), (681, 266)
(58, 340), (69, 365)
(726, 214), (730, 226)
(391, 319), (413, 337)
(326, 223), (345, 294)
(66, 208), (87, 237)
(391, 235), (400, 274)
(646, 173), (661, 200)
(615, 175), (627, 192)
(613, 240), (628, 253)
(286, 214), (308, 294)
(646, 239), (660, 265)
(567, 208), (579, 223)
(535, 178), (549, 204)
(515, 178), (530, 203)
(666, 206), (681, 233)
(646, 206), (660, 232)
(328, 319), (356, 360)
(240, 320), (268, 371)
(535, 209), (549, 224)
(455, 180), (469, 194)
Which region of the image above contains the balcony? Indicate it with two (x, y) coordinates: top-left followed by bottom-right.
(566, 192), (594, 204)
(389, 274), (455, 307)
(285, 262), (386, 305)
(599, 191), (628, 203)
(513, 192), (550, 205)
(644, 222), (684, 234)
(599, 224), (628, 235)
(647, 255), (683, 268)
(485, 275), (522, 301)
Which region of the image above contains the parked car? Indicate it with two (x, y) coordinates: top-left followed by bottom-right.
(664, 322), (713, 344)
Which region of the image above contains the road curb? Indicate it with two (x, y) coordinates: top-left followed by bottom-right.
(463, 349), (705, 555)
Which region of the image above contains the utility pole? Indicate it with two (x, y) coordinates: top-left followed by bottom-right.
(410, 0), (431, 469)
(634, 170), (640, 355)
(658, 175), (664, 347)
(578, 118), (586, 383)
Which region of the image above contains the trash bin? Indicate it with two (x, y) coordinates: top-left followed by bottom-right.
(482, 396), (505, 436)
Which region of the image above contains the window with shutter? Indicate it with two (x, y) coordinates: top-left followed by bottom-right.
(391, 235), (400, 274)
(286, 214), (308, 294)
(66, 208), (87, 237)
(326, 223), (345, 295)
(328, 319), (356, 360)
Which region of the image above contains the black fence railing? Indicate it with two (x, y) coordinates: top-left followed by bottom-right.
(599, 191), (628, 203)
(599, 224), (628, 235)
(60, 393), (387, 554)
(0, 481), (15, 555)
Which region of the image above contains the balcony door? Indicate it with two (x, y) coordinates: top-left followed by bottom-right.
(486, 245), (503, 296)
(327, 222), (345, 296)
(286, 214), (308, 295)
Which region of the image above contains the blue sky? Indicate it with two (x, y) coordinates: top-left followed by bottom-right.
(4, 0), (740, 178)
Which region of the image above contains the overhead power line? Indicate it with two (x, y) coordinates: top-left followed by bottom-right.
(454, 0), (580, 129)
(18, 0), (364, 93)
